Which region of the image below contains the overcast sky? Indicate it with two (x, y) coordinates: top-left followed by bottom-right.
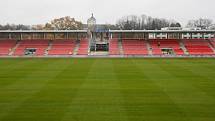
(0, 0), (214, 26)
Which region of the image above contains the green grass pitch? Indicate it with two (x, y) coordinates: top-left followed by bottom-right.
(0, 58), (215, 121)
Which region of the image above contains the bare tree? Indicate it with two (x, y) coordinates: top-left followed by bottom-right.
(0, 24), (30, 30)
(32, 24), (45, 30)
(186, 18), (213, 29)
(116, 14), (175, 30)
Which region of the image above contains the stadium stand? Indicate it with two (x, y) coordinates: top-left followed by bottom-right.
(1, 38), (215, 57)
(184, 39), (214, 55)
(14, 39), (49, 56)
(109, 39), (120, 55)
(0, 39), (17, 56)
(48, 40), (75, 55)
(77, 39), (89, 55)
(122, 39), (148, 55)
(150, 39), (184, 55)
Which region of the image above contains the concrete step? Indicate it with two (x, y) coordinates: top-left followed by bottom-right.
(9, 40), (20, 56)
(146, 39), (152, 55)
(179, 39), (189, 55)
(118, 39), (124, 55)
(45, 40), (53, 56)
(208, 39), (215, 53)
(73, 40), (80, 55)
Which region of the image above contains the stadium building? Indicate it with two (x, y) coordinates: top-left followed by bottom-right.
(0, 14), (215, 57)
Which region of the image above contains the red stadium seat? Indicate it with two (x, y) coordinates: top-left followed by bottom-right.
(48, 40), (75, 55)
(122, 39), (148, 55)
(109, 39), (120, 55)
(14, 39), (49, 56)
(0, 39), (17, 56)
(150, 39), (184, 55)
(184, 39), (214, 55)
(77, 39), (89, 55)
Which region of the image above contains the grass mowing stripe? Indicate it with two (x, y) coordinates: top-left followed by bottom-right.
(112, 59), (187, 121)
(0, 58), (215, 121)
(0, 59), (52, 88)
(133, 59), (215, 120)
(0, 59), (71, 121)
(159, 59), (215, 98)
(0, 58), (34, 69)
(178, 60), (215, 97)
(1, 59), (94, 121)
(131, 59), (190, 121)
(0, 59), (46, 87)
(156, 59), (215, 120)
(61, 59), (128, 121)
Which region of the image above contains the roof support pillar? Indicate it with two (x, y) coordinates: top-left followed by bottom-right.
(8, 33), (11, 39)
(31, 33), (34, 40)
(178, 33), (180, 39)
(167, 33), (169, 39)
(101, 32), (103, 41)
(202, 33), (205, 39)
(144, 33), (146, 40)
(20, 33), (22, 40)
(120, 33), (122, 41)
(43, 33), (45, 39)
(66, 32), (69, 39)
(54, 33), (56, 40)
(147, 33), (149, 40)
(76, 33), (79, 40)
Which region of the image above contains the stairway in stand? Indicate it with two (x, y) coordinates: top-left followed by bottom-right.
(9, 40), (20, 56)
(45, 40), (53, 56)
(179, 39), (189, 55)
(118, 39), (124, 55)
(146, 39), (152, 55)
(73, 40), (80, 55)
(208, 39), (215, 53)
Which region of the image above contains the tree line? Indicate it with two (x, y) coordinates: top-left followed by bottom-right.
(0, 16), (83, 30)
(116, 14), (181, 30)
(0, 15), (214, 30)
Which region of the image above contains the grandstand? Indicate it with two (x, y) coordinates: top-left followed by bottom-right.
(0, 30), (215, 57)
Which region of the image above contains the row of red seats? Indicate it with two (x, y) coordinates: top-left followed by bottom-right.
(1, 39), (215, 56)
(150, 39), (184, 55)
(77, 39), (89, 55)
(14, 39), (49, 56)
(184, 40), (214, 55)
(0, 39), (17, 55)
(109, 39), (120, 55)
(48, 40), (75, 55)
(122, 39), (148, 55)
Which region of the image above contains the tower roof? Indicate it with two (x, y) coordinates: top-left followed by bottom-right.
(87, 13), (96, 23)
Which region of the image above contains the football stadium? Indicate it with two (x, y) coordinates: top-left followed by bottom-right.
(0, 15), (215, 57)
(1, 0), (215, 121)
